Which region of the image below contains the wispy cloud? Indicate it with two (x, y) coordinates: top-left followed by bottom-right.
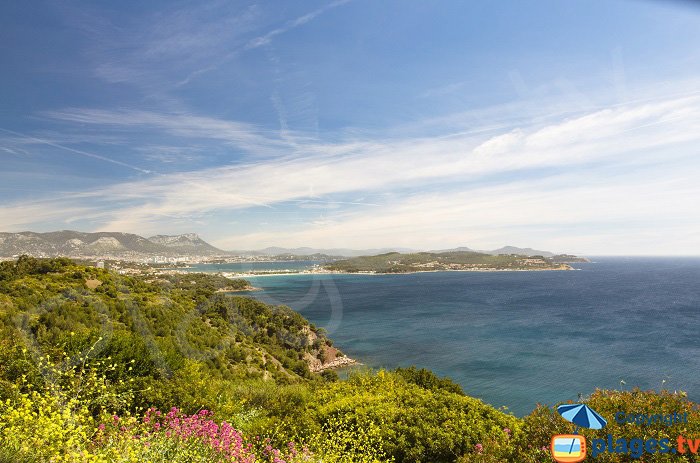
(246, 0), (351, 49)
(69, 0), (351, 90)
(137, 145), (206, 165)
(45, 108), (289, 158)
(179, 0), (352, 87)
(63, 1), (261, 90)
(4, 89), (698, 254)
(419, 81), (468, 99)
(0, 199), (94, 230)
(0, 127), (152, 174)
(0, 146), (30, 157)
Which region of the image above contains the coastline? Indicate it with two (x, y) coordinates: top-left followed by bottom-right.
(216, 285), (262, 292)
(308, 355), (360, 372)
(216, 265), (574, 279)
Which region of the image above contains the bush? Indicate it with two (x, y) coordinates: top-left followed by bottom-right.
(0, 354), (313, 462)
(272, 370), (518, 463)
(394, 366), (464, 395)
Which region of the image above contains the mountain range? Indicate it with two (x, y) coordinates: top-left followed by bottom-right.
(244, 246), (558, 257)
(432, 246), (555, 257)
(0, 231), (224, 258)
(0, 230), (570, 259)
(240, 246), (418, 257)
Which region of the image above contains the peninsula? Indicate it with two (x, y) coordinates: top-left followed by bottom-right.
(323, 250), (579, 273)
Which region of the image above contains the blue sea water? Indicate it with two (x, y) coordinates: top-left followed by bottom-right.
(201, 258), (700, 416)
(186, 260), (318, 273)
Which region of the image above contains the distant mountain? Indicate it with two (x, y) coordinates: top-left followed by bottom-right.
(431, 245), (555, 257)
(0, 231), (224, 258)
(432, 246), (476, 253)
(148, 233), (223, 255)
(244, 246), (418, 257)
(486, 246), (554, 257)
(250, 245), (557, 258)
(0, 231), (581, 261)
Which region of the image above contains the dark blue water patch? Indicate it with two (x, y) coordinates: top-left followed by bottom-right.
(230, 258), (700, 416)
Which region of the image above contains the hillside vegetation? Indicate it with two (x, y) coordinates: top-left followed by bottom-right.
(0, 257), (697, 462)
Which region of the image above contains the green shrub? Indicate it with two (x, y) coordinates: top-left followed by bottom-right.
(270, 370), (518, 463)
(394, 366), (464, 395)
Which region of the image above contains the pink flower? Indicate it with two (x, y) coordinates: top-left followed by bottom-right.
(475, 443), (484, 454)
(132, 407), (308, 461)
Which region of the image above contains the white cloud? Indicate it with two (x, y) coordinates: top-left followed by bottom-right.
(213, 166), (700, 254)
(473, 130), (524, 156)
(0, 200), (93, 230)
(5, 90), (700, 253)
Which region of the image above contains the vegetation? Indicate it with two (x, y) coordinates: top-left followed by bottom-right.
(1, 257), (697, 462)
(0, 256), (344, 416)
(324, 251), (572, 273)
(153, 272), (253, 292)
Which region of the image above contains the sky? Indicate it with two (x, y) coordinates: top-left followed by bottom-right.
(1, 0), (700, 255)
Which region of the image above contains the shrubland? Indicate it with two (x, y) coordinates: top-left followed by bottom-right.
(0, 257), (698, 462)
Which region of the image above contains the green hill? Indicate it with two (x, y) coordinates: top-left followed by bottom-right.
(0, 256), (340, 390)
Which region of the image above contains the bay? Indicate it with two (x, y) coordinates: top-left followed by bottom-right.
(194, 257), (700, 416)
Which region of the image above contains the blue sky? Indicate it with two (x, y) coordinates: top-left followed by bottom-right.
(1, 0), (700, 254)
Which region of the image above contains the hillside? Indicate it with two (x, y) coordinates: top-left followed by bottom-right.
(325, 250), (574, 273)
(0, 231), (225, 258)
(0, 256), (346, 386)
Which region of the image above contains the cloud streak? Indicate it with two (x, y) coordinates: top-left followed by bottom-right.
(245, 0), (351, 49)
(2, 89), (695, 254)
(178, 0), (352, 87)
(0, 127), (152, 174)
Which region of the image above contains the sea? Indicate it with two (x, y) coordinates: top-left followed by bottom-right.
(188, 257), (700, 416)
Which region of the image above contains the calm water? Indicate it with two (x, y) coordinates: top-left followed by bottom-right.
(220, 258), (700, 416)
(186, 260), (319, 273)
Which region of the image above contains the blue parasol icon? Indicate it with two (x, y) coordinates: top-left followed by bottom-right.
(557, 403), (607, 432)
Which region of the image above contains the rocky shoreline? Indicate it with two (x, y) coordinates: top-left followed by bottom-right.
(308, 355), (359, 372)
(215, 284), (261, 292)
